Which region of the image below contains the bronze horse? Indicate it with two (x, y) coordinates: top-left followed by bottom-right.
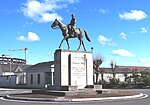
(51, 19), (91, 51)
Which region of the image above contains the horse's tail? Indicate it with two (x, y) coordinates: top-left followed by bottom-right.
(84, 30), (91, 42)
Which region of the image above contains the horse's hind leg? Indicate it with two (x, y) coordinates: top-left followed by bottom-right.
(82, 41), (86, 51)
(77, 40), (82, 51)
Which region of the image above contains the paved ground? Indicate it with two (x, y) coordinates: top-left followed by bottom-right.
(0, 89), (149, 105)
(0, 88), (32, 97)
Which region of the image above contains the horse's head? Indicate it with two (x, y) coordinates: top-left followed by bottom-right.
(51, 19), (59, 29)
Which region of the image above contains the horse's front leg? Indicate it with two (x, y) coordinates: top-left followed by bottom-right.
(59, 38), (65, 49)
(66, 39), (70, 50)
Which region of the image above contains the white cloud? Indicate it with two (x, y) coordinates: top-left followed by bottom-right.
(67, 0), (79, 3)
(98, 35), (117, 46)
(119, 10), (148, 21)
(39, 13), (62, 23)
(139, 58), (150, 63)
(17, 32), (40, 42)
(112, 49), (135, 57)
(120, 32), (127, 40)
(98, 8), (109, 14)
(140, 27), (148, 33)
(21, 0), (78, 23)
(98, 35), (109, 45)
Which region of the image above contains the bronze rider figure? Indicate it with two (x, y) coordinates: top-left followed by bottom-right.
(68, 14), (76, 38)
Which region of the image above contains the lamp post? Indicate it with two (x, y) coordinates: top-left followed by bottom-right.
(91, 47), (94, 84)
(9, 58), (12, 87)
(91, 47), (93, 53)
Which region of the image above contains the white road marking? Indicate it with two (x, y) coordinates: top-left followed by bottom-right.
(0, 93), (148, 104)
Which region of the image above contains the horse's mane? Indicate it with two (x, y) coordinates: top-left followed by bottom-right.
(58, 20), (66, 27)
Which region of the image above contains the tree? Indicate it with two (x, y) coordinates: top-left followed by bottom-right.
(132, 69), (140, 85)
(110, 60), (116, 78)
(124, 73), (128, 82)
(93, 54), (104, 84)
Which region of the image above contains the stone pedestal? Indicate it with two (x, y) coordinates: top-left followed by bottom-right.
(54, 49), (93, 90)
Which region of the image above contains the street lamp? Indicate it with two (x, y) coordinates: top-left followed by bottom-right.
(90, 47), (95, 84)
(9, 58), (12, 87)
(91, 47), (93, 53)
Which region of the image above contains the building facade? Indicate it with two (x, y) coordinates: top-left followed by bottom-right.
(0, 64), (31, 88)
(1, 57), (150, 89)
(26, 61), (54, 88)
(96, 66), (150, 82)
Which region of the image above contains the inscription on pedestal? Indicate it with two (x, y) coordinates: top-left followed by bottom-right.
(70, 54), (87, 89)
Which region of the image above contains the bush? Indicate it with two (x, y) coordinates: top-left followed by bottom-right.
(108, 78), (120, 88)
(142, 75), (150, 87)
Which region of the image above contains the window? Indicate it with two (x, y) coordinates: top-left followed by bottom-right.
(37, 74), (40, 84)
(30, 74), (33, 84)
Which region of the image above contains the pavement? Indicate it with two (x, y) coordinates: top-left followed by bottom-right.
(1, 89), (147, 102)
(0, 88), (32, 97)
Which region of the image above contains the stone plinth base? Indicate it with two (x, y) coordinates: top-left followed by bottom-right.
(54, 49), (93, 90)
(61, 86), (78, 91)
(32, 89), (102, 97)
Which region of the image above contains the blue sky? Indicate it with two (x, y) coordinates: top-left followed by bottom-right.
(0, 0), (150, 67)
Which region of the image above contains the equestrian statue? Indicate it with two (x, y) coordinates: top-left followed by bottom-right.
(51, 14), (91, 51)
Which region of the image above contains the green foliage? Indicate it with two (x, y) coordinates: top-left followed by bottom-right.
(98, 80), (107, 85)
(142, 75), (150, 87)
(103, 74), (150, 89)
(104, 78), (120, 88)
